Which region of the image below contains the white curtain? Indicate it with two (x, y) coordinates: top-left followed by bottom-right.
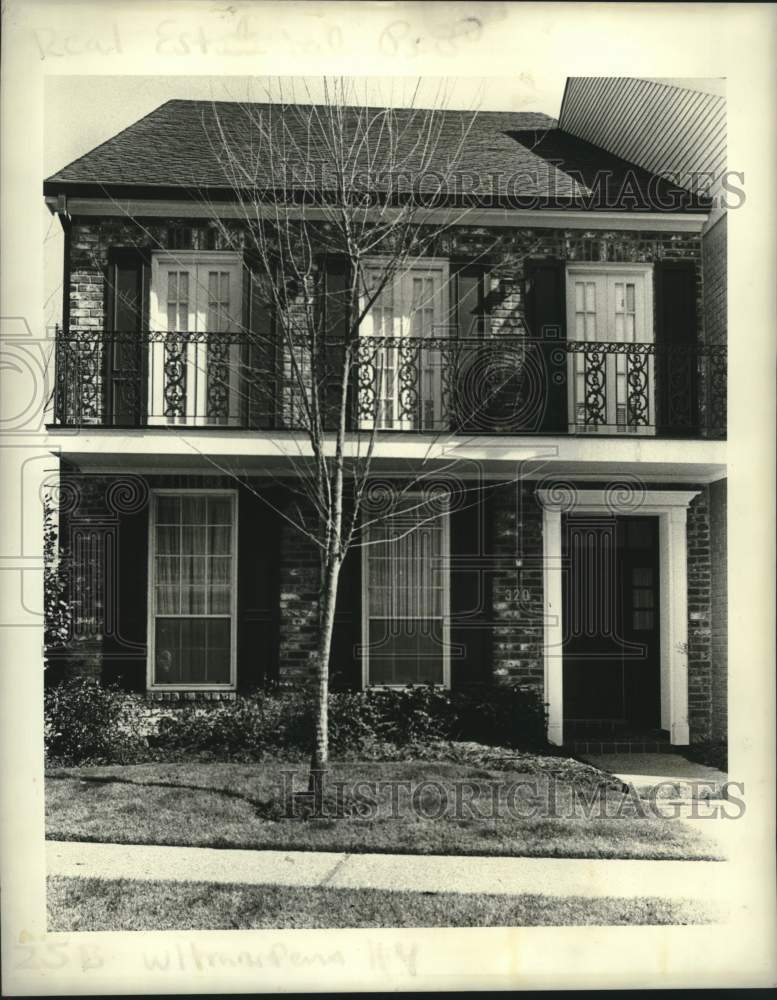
(153, 494), (233, 684)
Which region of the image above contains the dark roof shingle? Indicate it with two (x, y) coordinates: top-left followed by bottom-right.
(43, 99), (709, 211)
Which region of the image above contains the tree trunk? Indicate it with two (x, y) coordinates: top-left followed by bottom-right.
(309, 553), (341, 796)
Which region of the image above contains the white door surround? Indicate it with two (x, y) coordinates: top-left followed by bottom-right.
(537, 487), (700, 746)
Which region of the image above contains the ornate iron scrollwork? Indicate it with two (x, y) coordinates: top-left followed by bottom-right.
(356, 337), (379, 425)
(397, 337), (420, 425)
(163, 332), (187, 418)
(50, 329), (725, 439)
(583, 349), (607, 427)
(206, 335), (230, 421)
(626, 350), (650, 427)
(438, 338), (455, 431)
(73, 336), (101, 423)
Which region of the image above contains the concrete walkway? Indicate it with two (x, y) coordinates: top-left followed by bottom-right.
(578, 754), (736, 857)
(580, 753), (728, 796)
(47, 840), (733, 901)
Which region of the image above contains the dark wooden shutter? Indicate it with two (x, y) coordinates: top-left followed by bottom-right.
(237, 486), (280, 690)
(523, 260), (567, 433)
(105, 248), (149, 426)
(102, 500), (149, 692)
(322, 256), (351, 430)
(331, 539), (362, 690)
(655, 261), (699, 436)
(449, 496), (491, 688)
(245, 258), (276, 429)
(452, 261), (488, 339)
(450, 262), (489, 430)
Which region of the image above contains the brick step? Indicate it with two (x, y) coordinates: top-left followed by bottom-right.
(567, 740), (674, 754)
(564, 720), (668, 738)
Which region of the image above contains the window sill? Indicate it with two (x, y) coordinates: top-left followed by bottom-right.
(364, 683), (451, 692)
(146, 687), (237, 701)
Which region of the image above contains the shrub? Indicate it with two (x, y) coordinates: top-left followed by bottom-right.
(680, 740), (728, 772)
(154, 689), (314, 760)
(45, 677), (548, 766)
(450, 684), (547, 750)
(325, 691), (382, 754)
(44, 677), (146, 766)
(329, 683), (546, 753)
(155, 700), (263, 757)
(152, 685), (462, 759)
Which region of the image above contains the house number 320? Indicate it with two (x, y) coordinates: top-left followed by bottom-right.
(503, 588), (531, 603)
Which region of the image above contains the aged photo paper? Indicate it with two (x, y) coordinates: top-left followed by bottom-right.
(1, 0), (775, 993)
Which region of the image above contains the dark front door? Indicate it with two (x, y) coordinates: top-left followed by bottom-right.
(562, 515), (660, 728)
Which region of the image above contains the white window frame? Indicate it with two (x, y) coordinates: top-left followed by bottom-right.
(359, 256), (451, 431)
(147, 488), (238, 692)
(565, 263), (655, 436)
(360, 492), (451, 690)
(148, 251), (244, 427)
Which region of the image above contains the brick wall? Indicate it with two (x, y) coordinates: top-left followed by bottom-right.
(68, 219), (241, 331)
(66, 217), (704, 343)
(687, 487), (712, 742)
(708, 478), (728, 741)
(63, 218), (707, 433)
(52, 470), (151, 680)
(489, 482), (545, 693)
(278, 509), (321, 686)
(51, 468), (725, 748)
(440, 226), (703, 343)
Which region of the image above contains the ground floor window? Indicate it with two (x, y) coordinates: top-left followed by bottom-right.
(149, 491), (236, 688)
(362, 497), (450, 687)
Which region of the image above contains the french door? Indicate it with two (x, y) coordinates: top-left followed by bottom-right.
(359, 261), (449, 431)
(149, 253), (243, 426)
(362, 499), (450, 687)
(566, 267), (654, 434)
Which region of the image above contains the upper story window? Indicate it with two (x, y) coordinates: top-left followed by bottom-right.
(359, 259), (450, 431)
(565, 264), (654, 435)
(148, 252), (243, 427)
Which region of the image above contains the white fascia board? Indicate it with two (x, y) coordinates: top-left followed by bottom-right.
(45, 196), (709, 234)
(537, 487), (702, 511)
(46, 429), (727, 481)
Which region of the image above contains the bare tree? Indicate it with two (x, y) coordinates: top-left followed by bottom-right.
(142, 78), (546, 789)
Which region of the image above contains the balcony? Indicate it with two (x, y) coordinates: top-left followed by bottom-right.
(50, 330), (726, 439)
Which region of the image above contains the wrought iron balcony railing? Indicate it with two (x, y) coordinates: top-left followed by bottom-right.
(50, 329), (726, 439)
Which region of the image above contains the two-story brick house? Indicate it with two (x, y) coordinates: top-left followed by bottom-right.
(43, 95), (727, 750)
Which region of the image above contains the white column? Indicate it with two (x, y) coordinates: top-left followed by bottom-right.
(665, 506), (691, 745)
(542, 505), (564, 746)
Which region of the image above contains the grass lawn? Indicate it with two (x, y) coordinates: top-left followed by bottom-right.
(47, 876), (720, 930)
(46, 760), (723, 860)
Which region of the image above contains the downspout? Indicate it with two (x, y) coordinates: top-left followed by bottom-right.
(55, 194), (71, 336)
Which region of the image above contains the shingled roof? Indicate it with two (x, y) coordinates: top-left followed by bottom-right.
(43, 99), (709, 212)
